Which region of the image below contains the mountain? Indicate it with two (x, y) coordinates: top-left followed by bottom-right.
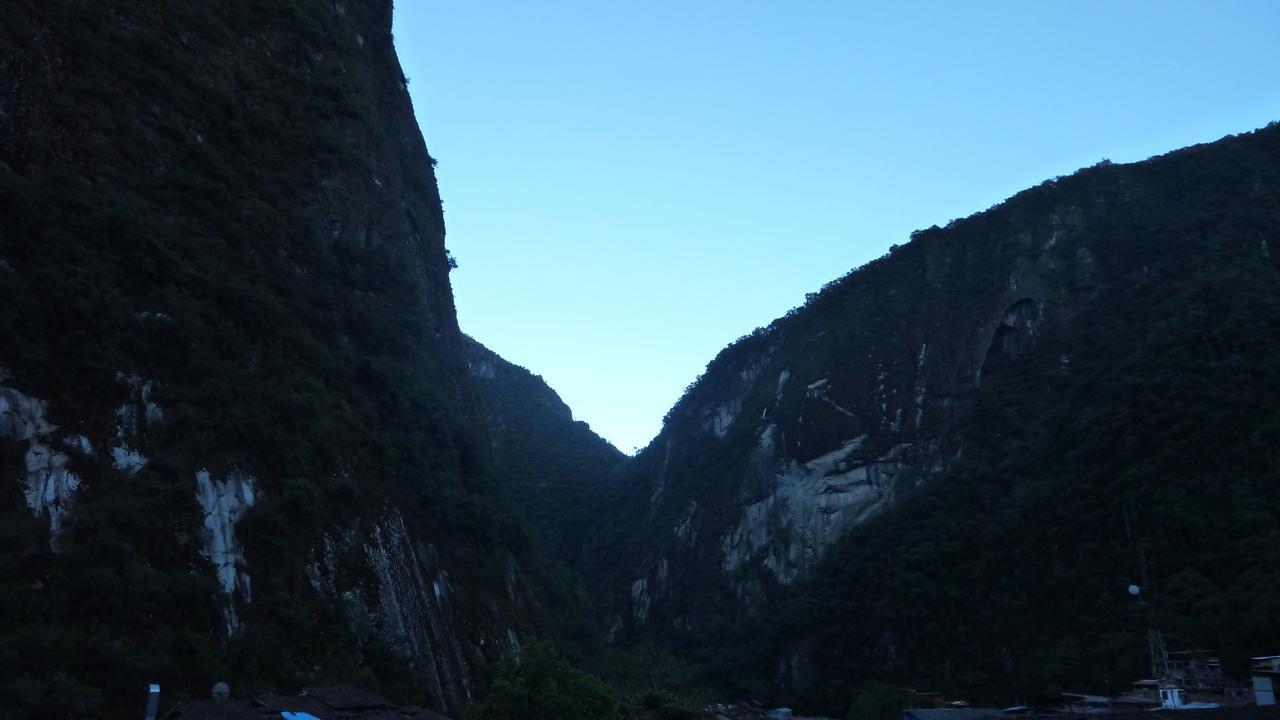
(0, 2), (573, 716)
(463, 337), (626, 568)
(5, 1), (1280, 715)
(586, 124), (1280, 708)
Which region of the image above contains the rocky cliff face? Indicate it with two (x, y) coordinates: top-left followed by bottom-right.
(596, 173), (1092, 623)
(0, 2), (554, 715)
(591, 125), (1280, 696)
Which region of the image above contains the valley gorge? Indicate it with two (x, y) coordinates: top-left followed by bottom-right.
(3, 2), (1280, 718)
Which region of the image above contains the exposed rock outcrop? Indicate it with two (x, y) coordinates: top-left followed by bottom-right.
(595, 124), (1280, 648)
(1, 385), (80, 544)
(195, 468), (257, 635)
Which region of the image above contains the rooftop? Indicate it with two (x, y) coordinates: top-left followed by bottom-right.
(903, 709), (1008, 720)
(161, 686), (449, 720)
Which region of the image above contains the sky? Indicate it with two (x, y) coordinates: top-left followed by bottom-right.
(392, 1), (1280, 453)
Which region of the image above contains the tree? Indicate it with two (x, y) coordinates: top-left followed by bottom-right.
(847, 683), (916, 720)
(466, 640), (617, 720)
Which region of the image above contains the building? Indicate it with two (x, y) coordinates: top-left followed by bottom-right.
(900, 706), (1280, 720)
(1253, 657), (1280, 706)
(160, 685), (450, 720)
(901, 709), (1007, 720)
(1061, 691), (1160, 714)
(1164, 652), (1254, 702)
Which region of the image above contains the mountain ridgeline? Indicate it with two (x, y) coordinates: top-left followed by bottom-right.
(581, 124), (1280, 708)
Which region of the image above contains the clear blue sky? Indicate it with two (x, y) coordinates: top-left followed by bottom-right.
(392, 1), (1280, 453)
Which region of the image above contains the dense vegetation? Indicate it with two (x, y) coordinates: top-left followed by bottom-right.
(466, 640), (704, 720)
(578, 123), (1280, 713)
(464, 337), (626, 568)
(0, 1), (577, 716)
(758, 158), (1280, 707)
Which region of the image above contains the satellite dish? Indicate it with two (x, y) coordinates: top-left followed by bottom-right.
(1128, 585), (1141, 596)
(212, 682), (231, 702)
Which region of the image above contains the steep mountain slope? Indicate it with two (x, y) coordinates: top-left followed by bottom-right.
(463, 337), (626, 567)
(0, 2), (565, 716)
(588, 124), (1280, 706)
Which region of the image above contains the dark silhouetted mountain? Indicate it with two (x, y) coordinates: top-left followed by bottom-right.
(0, 2), (578, 716)
(463, 337), (626, 567)
(586, 124), (1280, 711)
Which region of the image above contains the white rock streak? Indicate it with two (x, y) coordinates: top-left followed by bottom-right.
(195, 468), (257, 634)
(720, 434), (907, 584)
(112, 372), (160, 476)
(1, 386), (80, 542)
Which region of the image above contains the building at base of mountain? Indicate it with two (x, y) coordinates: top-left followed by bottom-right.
(1253, 657), (1280, 706)
(160, 685), (450, 720)
(907, 709), (1280, 720)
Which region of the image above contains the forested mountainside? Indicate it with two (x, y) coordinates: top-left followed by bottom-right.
(4, 0), (1280, 716)
(584, 124), (1280, 709)
(0, 2), (577, 716)
(463, 337), (626, 568)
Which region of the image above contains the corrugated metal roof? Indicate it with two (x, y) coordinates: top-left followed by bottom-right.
(904, 707), (1280, 720)
(252, 694), (335, 717)
(904, 709), (1008, 720)
(162, 689), (451, 720)
(303, 686), (394, 711)
(161, 700), (262, 720)
(1119, 708), (1280, 720)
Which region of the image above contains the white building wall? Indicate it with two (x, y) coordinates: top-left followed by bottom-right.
(1253, 675), (1276, 705)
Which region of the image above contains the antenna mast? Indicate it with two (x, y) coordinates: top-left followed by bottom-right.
(1149, 628), (1169, 679)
